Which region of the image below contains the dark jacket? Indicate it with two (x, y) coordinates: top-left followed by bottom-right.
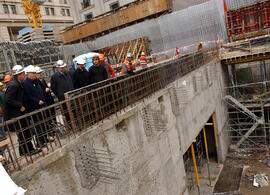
(0, 91), (4, 116)
(73, 68), (89, 89)
(88, 65), (108, 85)
(4, 78), (26, 121)
(51, 70), (74, 101)
(23, 77), (47, 112)
(37, 78), (55, 106)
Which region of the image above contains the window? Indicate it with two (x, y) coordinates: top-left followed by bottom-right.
(3, 4), (9, 14)
(61, 8), (66, 16)
(10, 5), (16, 14)
(50, 8), (55, 15)
(64, 0), (67, 3)
(85, 12), (93, 20)
(45, 7), (50, 15)
(82, 0), (90, 9)
(110, 2), (119, 10)
(66, 9), (70, 16)
(48, 0), (52, 2)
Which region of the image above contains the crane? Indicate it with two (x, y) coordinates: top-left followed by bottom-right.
(21, 0), (45, 28)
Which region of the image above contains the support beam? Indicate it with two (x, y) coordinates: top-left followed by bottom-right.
(224, 95), (264, 124)
(191, 143), (200, 195)
(233, 119), (262, 149)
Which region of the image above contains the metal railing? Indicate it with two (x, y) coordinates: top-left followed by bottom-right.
(0, 48), (218, 174)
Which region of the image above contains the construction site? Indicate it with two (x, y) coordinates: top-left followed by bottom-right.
(1, 0), (270, 195)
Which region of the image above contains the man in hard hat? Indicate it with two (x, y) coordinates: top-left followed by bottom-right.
(121, 53), (136, 75)
(35, 66), (56, 140)
(197, 42), (203, 51)
(36, 66), (55, 108)
(3, 75), (12, 92)
(139, 52), (148, 69)
(88, 55), (108, 85)
(73, 58), (89, 89)
(99, 54), (115, 79)
(23, 65), (48, 148)
(3, 75), (11, 84)
(51, 60), (74, 129)
(51, 60), (74, 101)
(4, 65), (41, 155)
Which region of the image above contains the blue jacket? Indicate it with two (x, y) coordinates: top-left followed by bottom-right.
(23, 77), (47, 112)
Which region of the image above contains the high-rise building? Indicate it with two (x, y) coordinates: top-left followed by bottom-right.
(70, 0), (136, 24)
(0, 0), (74, 41)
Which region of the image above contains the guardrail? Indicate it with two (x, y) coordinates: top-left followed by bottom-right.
(0, 48), (218, 174)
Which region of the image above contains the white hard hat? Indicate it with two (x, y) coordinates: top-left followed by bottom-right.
(25, 65), (36, 73)
(127, 53), (133, 58)
(56, 60), (67, 68)
(76, 58), (86, 65)
(35, 66), (44, 73)
(12, 65), (24, 75)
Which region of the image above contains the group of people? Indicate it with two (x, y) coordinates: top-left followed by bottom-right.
(0, 52), (148, 156)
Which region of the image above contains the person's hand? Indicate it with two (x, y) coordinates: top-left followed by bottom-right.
(20, 106), (25, 112)
(39, 100), (44, 105)
(45, 88), (50, 93)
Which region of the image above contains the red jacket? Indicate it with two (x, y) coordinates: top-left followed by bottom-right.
(101, 61), (115, 78)
(139, 56), (148, 66)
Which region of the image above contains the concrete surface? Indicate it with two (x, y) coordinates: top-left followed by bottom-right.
(12, 60), (229, 195)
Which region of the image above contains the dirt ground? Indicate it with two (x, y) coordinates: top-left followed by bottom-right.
(214, 148), (270, 195)
(240, 157), (270, 195)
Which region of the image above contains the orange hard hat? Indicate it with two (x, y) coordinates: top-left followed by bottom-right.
(4, 75), (11, 83)
(99, 54), (105, 61)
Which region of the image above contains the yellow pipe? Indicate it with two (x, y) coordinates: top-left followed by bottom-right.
(212, 114), (218, 147)
(203, 127), (209, 161)
(191, 143), (200, 187)
(203, 127), (212, 186)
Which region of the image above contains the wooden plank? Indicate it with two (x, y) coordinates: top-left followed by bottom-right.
(0, 138), (10, 147)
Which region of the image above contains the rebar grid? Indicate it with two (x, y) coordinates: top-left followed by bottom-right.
(0, 48), (218, 174)
(183, 130), (206, 191)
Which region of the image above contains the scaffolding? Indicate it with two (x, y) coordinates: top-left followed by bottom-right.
(223, 55), (270, 150)
(0, 40), (62, 79)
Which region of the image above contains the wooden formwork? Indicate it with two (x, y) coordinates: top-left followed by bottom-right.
(61, 0), (170, 44)
(224, 0), (270, 41)
(96, 37), (151, 64)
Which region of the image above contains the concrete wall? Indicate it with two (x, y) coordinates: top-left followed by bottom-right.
(13, 59), (229, 195)
(171, 0), (210, 11)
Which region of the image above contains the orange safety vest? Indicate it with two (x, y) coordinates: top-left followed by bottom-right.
(121, 60), (135, 75)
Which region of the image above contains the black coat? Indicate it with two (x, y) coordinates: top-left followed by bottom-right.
(73, 68), (89, 89)
(37, 78), (55, 106)
(23, 77), (47, 113)
(88, 65), (108, 85)
(51, 70), (74, 101)
(4, 78), (26, 121)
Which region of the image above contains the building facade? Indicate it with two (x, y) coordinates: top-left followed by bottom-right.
(70, 0), (136, 24)
(0, 0), (74, 41)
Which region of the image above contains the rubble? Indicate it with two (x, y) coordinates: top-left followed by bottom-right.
(253, 173), (269, 187)
(261, 156), (270, 168)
